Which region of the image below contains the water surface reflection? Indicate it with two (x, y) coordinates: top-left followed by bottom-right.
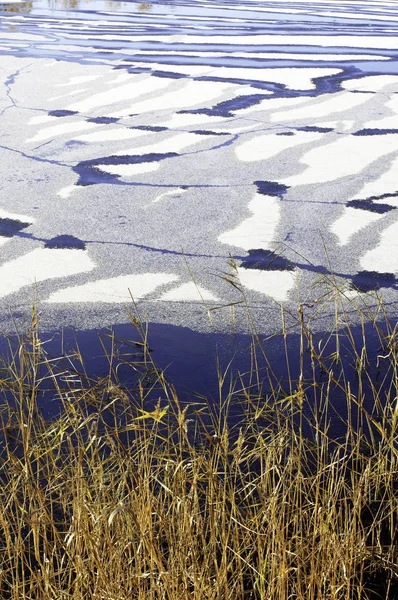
(0, 317), (389, 444)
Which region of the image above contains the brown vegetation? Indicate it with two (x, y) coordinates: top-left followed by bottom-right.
(0, 287), (398, 599)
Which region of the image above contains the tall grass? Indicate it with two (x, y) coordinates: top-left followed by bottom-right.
(0, 285), (397, 599)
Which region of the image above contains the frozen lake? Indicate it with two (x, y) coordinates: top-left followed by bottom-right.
(0, 0), (398, 399)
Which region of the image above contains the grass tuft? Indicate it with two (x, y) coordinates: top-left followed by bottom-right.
(0, 287), (398, 599)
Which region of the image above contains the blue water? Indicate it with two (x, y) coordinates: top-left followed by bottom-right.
(0, 0), (397, 436)
(1, 0), (397, 82)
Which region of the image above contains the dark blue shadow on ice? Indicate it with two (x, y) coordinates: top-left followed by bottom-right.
(0, 318), (392, 443)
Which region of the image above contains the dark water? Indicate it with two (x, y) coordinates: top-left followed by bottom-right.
(0, 0), (397, 436)
(0, 314), (391, 446)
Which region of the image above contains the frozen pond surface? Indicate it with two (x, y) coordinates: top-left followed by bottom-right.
(0, 0), (398, 400)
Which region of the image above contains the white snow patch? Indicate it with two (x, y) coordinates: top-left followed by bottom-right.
(0, 248), (95, 300)
(159, 282), (219, 302)
(74, 128), (149, 143)
(131, 62), (215, 77)
(194, 67), (341, 90)
(282, 135), (398, 186)
(153, 188), (188, 204)
(342, 75), (398, 92)
(322, 10), (398, 22)
(110, 80), (235, 117)
(28, 115), (58, 125)
(342, 289), (361, 300)
(49, 89), (89, 101)
(128, 34), (398, 50)
(132, 63), (340, 89)
(0, 208), (34, 223)
(352, 154), (398, 200)
(26, 121), (98, 143)
(46, 273), (179, 303)
(0, 32), (48, 41)
(0, 207), (34, 245)
(159, 113), (224, 128)
(218, 194), (280, 250)
(55, 75), (101, 87)
(271, 91), (369, 122)
(105, 72), (132, 85)
(97, 163), (159, 177)
(330, 207), (383, 246)
(115, 132), (203, 156)
(131, 50), (390, 62)
(360, 222), (398, 272)
(374, 197), (398, 208)
(239, 95), (309, 116)
(237, 269), (296, 302)
(57, 185), (77, 199)
(236, 131), (321, 162)
(359, 96), (398, 130)
(66, 77), (171, 113)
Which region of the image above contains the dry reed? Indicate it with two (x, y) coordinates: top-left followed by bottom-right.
(0, 285), (397, 599)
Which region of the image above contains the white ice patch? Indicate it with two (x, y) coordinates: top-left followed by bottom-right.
(94, 132), (201, 178)
(46, 273), (179, 303)
(271, 91), (369, 122)
(39, 44), (103, 54)
(282, 135), (398, 186)
(66, 76), (171, 113)
(235, 131), (322, 162)
(159, 282), (219, 302)
(28, 115), (58, 125)
(110, 80), (235, 117)
(360, 221), (398, 272)
(0, 248), (95, 300)
(238, 95), (310, 117)
(0, 210), (34, 246)
(237, 269), (296, 302)
(190, 67), (341, 90)
(152, 188), (188, 204)
(49, 89), (89, 101)
(0, 32), (48, 42)
(342, 289), (361, 300)
(129, 34), (398, 50)
(339, 120), (356, 132)
(0, 208), (35, 223)
(55, 75), (102, 87)
(212, 123), (259, 134)
(132, 62), (216, 77)
(322, 10), (398, 22)
(105, 72), (132, 85)
(133, 63), (340, 89)
(218, 194), (280, 250)
(159, 113), (224, 128)
(97, 162), (159, 177)
(115, 132), (203, 156)
(26, 121), (98, 143)
(330, 207), (383, 246)
(131, 50), (390, 62)
(57, 185), (77, 199)
(374, 197), (398, 208)
(352, 154), (398, 200)
(360, 96), (398, 130)
(342, 75), (398, 92)
(74, 129), (149, 143)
